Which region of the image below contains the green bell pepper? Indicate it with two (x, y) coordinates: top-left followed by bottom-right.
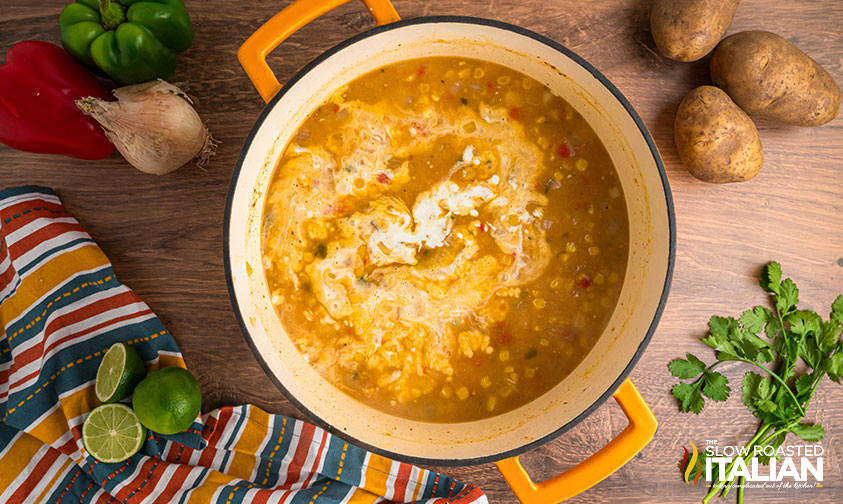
(59, 0), (194, 85)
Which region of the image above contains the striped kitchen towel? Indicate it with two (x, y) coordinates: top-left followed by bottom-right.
(0, 186), (487, 504)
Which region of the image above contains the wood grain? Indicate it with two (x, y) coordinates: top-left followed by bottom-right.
(2, 0), (842, 502)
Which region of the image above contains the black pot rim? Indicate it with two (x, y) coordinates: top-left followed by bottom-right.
(224, 14), (676, 467)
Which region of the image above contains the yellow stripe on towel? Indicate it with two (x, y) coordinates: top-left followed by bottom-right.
(185, 472), (241, 504)
(57, 385), (98, 435)
(346, 487), (380, 504)
(159, 353), (187, 369)
(227, 406), (271, 480)
(0, 244), (108, 329)
(361, 454), (393, 498)
(26, 405), (74, 447)
(0, 433), (46, 491)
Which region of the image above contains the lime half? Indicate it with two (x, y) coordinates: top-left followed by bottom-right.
(133, 367), (202, 435)
(96, 342), (146, 403)
(83, 403), (146, 463)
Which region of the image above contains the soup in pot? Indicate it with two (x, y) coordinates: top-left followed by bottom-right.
(261, 57), (628, 422)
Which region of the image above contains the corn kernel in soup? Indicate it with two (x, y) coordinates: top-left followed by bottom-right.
(261, 57), (629, 422)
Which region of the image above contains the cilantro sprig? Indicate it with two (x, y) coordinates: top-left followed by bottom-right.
(669, 262), (843, 503)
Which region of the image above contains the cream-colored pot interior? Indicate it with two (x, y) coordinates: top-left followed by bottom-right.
(227, 19), (672, 463)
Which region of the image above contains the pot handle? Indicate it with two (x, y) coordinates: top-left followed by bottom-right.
(495, 378), (657, 503)
(238, 0), (400, 103)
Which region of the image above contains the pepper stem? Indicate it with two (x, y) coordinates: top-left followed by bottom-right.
(98, 0), (125, 30)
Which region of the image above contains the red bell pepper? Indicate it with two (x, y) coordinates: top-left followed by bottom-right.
(0, 41), (115, 160)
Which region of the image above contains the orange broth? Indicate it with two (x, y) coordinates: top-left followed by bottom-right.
(261, 57), (628, 422)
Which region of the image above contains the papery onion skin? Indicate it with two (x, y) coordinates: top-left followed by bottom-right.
(76, 80), (217, 175)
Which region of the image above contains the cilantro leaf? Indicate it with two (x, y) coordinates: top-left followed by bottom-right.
(701, 331), (726, 350)
(754, 398), (778, 413)
(701, 332), (740, 362)
(795, 374), (814, 397)
(709, 316), (738, 337)
(761, 262), (782, 294)
(828, 351), (843, 378)
(776, 278), (799, 315)
(668, 354), (706, 379)
(786, 310), (822, 337)
(832, 295), (843, 325)
(773, 331), (787, 355)
(734, 330), (774, 363)
(673, 382), (705, 414)
(765, 317), (783, 339)
(791, 423), (825, 442)
(715, 344), (742, 362)
(687, 353), (706, 369)
(705, 316), (768, 363)
(800, 337), (821, 370)
(742, 372), (772, 414)
(741, 306), (772, 333)
(758, 347), (776, 363)
(819, 320), (841, 353)
(702, 371), (730, 401)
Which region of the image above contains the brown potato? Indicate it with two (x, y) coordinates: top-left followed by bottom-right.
(650, 0), (740, 62)
(710, 31), (842, 126)
(674, 86), (763, 183)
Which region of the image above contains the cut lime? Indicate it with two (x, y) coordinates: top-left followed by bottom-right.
(96, 342), (146, 403)
(133, 367), (202, 435)
(82, 403), (146, 463)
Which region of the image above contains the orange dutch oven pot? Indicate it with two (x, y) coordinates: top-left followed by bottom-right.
(225, 0), (675, 502)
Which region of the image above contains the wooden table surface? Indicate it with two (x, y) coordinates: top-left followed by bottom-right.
(2, 0), (842, 502)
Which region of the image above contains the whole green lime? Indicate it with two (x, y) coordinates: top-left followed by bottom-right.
(132, 367), (201, 435)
